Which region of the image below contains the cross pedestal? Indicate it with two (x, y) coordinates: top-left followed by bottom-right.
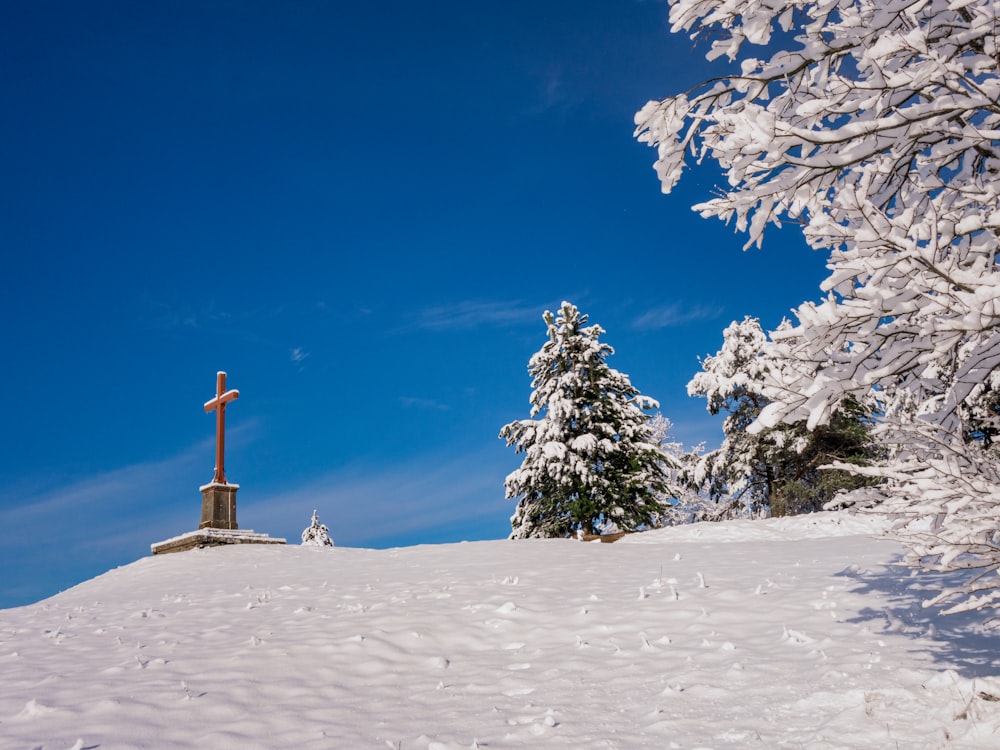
(199, 481), (239, 530)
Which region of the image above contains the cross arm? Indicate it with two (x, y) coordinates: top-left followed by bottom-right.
(205, 389), (239, 412)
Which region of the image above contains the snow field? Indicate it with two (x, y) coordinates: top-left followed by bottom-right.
(2, 513), (999, 749)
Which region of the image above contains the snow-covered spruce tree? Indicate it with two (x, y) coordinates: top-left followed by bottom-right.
(647, 413), (714, 526)
(635, 0), (1000, 615)
(500, 302), (672, 538)
(688, 317), (877, 519)
(301, 509), (334, 547)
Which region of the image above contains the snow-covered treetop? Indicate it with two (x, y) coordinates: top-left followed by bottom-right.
(688, 317), (769, 416)
(636, 0), (1000, 436)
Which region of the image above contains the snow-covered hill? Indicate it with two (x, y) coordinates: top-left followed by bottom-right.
(3, 513), (1000, 749)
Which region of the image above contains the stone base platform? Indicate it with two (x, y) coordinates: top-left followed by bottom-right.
(151, 528), (287, 555)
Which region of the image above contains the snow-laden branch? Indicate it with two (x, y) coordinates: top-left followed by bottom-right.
(638, 0), (1000, 616)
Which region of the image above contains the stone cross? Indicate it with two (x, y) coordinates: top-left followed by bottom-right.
(204, 371), (239, 484)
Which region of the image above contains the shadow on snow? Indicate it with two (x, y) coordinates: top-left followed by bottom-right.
(839, 558), (1000, 678)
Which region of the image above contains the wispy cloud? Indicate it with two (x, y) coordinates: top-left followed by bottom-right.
(399, 396), (451, 411)
(518, 63), (590, 119)
(0, 424), (260, 607)
(0, 425), (513, 606)
(0, 421), (258, 536)
(145, 298), (236, 332)
(535, 66), (581, 113)
(248, 448), (511, 548)
(0, 439), (209, 531)
(143, 296), (308, 348)
(290, 347), (310, 369)
(405, 300), (549, 332)
(0, 460), (200, 607)
(632, 303), (723, 330)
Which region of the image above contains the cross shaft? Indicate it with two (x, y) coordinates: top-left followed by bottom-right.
(204, 371), (239, 484)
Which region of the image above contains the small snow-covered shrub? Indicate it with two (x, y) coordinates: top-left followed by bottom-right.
(301, 509), (334, 547)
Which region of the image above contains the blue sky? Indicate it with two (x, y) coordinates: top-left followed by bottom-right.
(0, 1), (829, 608)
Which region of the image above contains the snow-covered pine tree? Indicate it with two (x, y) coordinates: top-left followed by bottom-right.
(647, 413), (711, 526)
(301, 509), (334, 547)
(500, 302), (670, 539)
(687, 317), (877, 519)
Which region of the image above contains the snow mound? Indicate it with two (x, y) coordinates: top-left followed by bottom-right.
(1, 518), (997, 749)
(621, 510), (889, 544)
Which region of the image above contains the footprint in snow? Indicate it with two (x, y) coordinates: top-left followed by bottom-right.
(782, 625), (813, 645)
